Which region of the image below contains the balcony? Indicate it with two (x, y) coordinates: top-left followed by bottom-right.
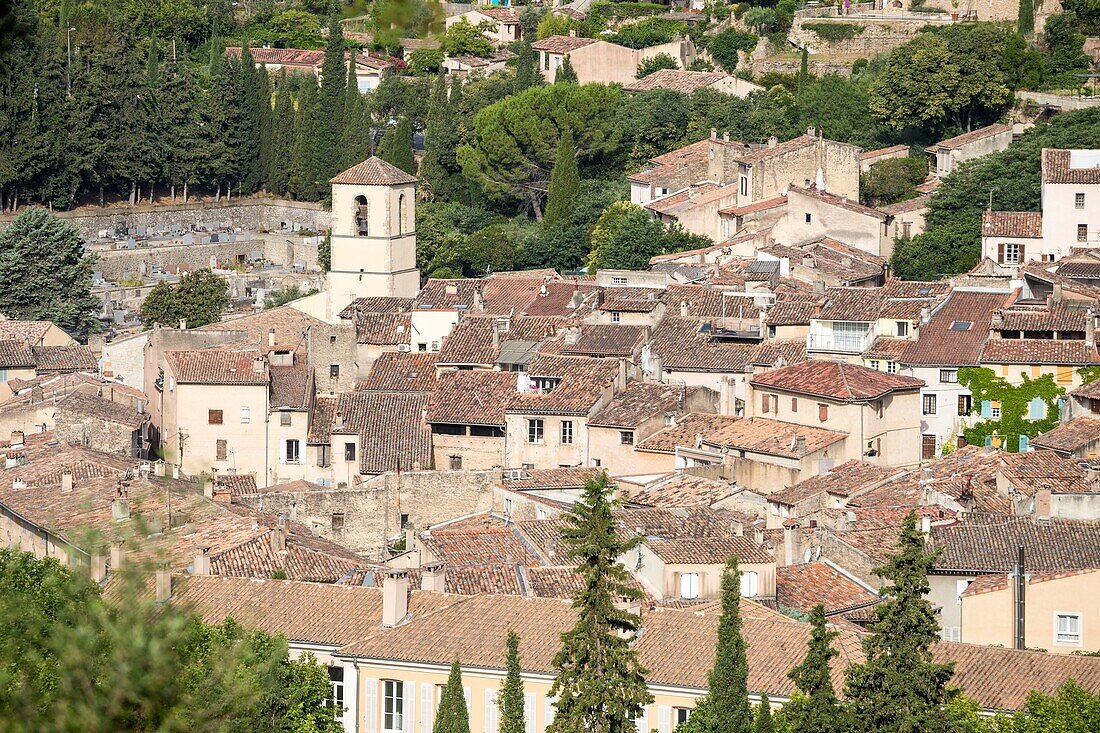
(807, 325), (875, 354)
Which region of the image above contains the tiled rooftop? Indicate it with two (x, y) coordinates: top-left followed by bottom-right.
(357, 352), (438, 392)
(1032, 416), (1100, 454)
(900, 290), (1012, 367)
(775, 561), (879, 619)
(980, 338), (1100, 365)
(165, 349), (268, 386)
(931, 515), (1100, 573)
(982, 211), (1043, 239)
(750, 360), (924, 402)
(589, 382), (708, 429)
(426, 370), (516, 427)
(770, 460), (898, 506)
(330, 156), (417, 186)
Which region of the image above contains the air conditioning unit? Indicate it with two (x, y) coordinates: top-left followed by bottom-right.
(397, 344), (411, 352)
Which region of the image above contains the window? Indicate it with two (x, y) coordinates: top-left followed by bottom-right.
(240, 406), (250, 424)
(1076, 193), (1086, 209)
(400, 513), (410, 528)
(958, 394), (972, 415)
(805, 213), (812, 224)
(1003, 243), (1022, 265)
(318, 444), (331, 467)
(398, 193), (408, 234)
(1056, 613), (1081, 646)
(922, 434), (937, 459)
(330, 364), (340, 379)
(208, 409), (223, 425)
(611, 311), (621, 323)
(1079, 224), (1088, 242)
(675, 708), (692, 728)
(328, 666), (345, 711)
(740, 570), (758, 597)
(543, 52), (549, 70)
(612, 276), (628, 285)
(285, 439), (300, 463)
(383, 680), (404, 732)
(902, 221), (912, 239)
(818, 403), (828, 422)
(942, 626), (961, 642)
(791, 397), (798, 412)
(991, 402), (1002, 419)
(332, 513), (345, 531)
(923, 394), (937, 415)
(216, 439), (227, 460)
(1028, 397), (1047, 420)
(740, 176), (748, 197)
(896, 321), (909, 337)
(280, 412), (292, 427)
(355, 196), (369, 235)
(344, 442), (356, 462)
(619, 430), (634, 445)
(887, 362), (897, 374)
(449, 455), (462, 470)
(561, 420), (574, 445)
(940, 369), (958, 383)
(679, 572), (700, 599)
(330, 335), (337, 344)
(527, 419), (544, 443)
(418, 343), (427, 352)
(869, 359), (880, 370)
(761, 394), (771, 413)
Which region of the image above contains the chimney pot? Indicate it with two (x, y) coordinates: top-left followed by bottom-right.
(179, 318), (187, 330)
(90, 553), (107, 583)
(268, 328), (276, 347)
(270, 523), (287, 552)
(112, 495), (131, 522)
(680, 300), (689, 318)
(422, 562), (446, 593)
(783, 522), (801, 567)
(10, 430), (23, 448)
(382, 568), (410, 627)
(155, 568), (172, 603)
(109, 541), (125, 570)
(61, 471), (74, 493)
(193, 547), (211, 575)
(1035, 487), (1052, 519)
(920, 514), (932, 534)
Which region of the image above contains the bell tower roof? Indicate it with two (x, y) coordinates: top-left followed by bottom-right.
(330, 156), (417, 186)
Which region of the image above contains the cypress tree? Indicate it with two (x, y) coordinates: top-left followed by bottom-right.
(237, 43), (264, 193)
(544, 128), (580, 226)
(798, 47), (809, 91)
(0, 207), (99, 339)
(752, 696), (773, 733)
(512, 40), (541, 93)
(160, 51), (205, 203)
(498, 631), (525, 733)
(257, 63), (273, 192)
(289, 78), (321, 201)
(269, 70), (294, 196)
(378, 117), (416, 174)
(318, 230), (331, 271)
(681, 557), (751, 733)
(844, 512), (956, 733)
(785, 604), (842, 733)
(419, 74), (452, 200)
(556, 55), (578, 84)
(315, 19), (347, 184)
(1018, 0), (1034, 35)
(203, 47), (237, 200)
(548, 473), (652, 733)
(434, 660), (471, 733)
(340, 61), (371, 169)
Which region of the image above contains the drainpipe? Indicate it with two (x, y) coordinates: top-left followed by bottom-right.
(1014, 544), (1026, 650)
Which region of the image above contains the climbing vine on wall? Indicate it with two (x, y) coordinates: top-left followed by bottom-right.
(958, 367), (1063, 452)
(1078, 366), (1100, 385)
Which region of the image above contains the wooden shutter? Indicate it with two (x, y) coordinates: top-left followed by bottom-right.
(545, 698), (556, 727)
(421, 684), (433, 733)
(1018, 243), (1026, 261)
(818, 403), (828, 422)
(657, 705), (672, 733)
(958, 394), (968, 415)
(365, 678), (379, 733)
(485, 690), (497, 733)
(998, 242), (1005, 263)
(405, 681), (415, 733)
(524, 693), (536, 733)
(637, 704), (649, 733)
(761, 394), (770, 413)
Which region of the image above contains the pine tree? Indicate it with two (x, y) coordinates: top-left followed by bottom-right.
(268, 70), (295, 196)
(434, 660), (471, 733)
(844, 512), (956, 733)
(340, 61), (371, 170)
(498, 631), (525, 733)
(315, 19), (347, 184)
(556, 56), (578, 84)
(419, 74), (451, 200)
(511, 41), (541, 93)
(548, 473), (652, 733)
(378, 117), (416, 174)
(752, 696), (773, 733)
(0, 207), (99, 339)
(544, 128), (580, 226)
(681, 557), (752, 733)
(785, 604), (842, 733)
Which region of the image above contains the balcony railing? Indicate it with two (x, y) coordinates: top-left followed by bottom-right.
(807, 330), (873, 354)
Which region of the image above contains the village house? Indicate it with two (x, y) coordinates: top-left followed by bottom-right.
(858, 144), (909, 174)
(769, 186), (897, 259)
(994, 449), (1100, 520)
(757, 239), (887, 288)
(532, 34), (695, 85)
(746, 359), (925, 468)
(928, 123), (1013, 178)
(444, 7), (522, 47)
(0, 336), (97, 400)
(225, 46), (394, 91)
(623, 68), (763, 97)
(426, 370), (514, 470)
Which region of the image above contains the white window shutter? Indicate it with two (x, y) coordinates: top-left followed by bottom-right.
(637, 705), (649, 733)
(523, 693), (536, 733)
(406, 680), (416, 733)
(544, 697), (556, 727)
(421, 683), (434, 733)
(485, 690), (498, 733)
(464, 687), (472, 719)
(365, 678), (379, 733)
(657, 705), (671, 733)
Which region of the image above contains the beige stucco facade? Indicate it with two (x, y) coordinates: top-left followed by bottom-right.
(770, 188), (893, 258)
(960, 570), (1100, 654)
(538, 38), (694, 85)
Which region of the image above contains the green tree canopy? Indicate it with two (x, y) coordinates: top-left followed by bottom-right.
(587, 201), (712, 271)
(435, 659), (472, 733)
(556, 56), (579, 84)
(784, 604), (843, 733)
(442, 18), (495, 57)
(0, 206), (100, 339)
(379, 117), (417, 175)
(140, 269), (230, 329)
(545, 128), (580, 226)
(860, 157), (928, 207)
(636, 53), (680, 79)
(499, 631), (525, 733)
(707, 28), (758, 72)
(549, 472), (652, 733)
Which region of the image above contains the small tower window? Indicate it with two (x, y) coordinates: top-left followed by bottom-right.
(398, 193), (408, 234)
(355, 195), (369, 236)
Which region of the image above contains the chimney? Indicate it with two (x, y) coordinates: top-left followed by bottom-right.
(155, 567), (172, 603)
(1014, 544), (1026, 650)
(767, 136), (778, 148)
(569, 290), (583, 309)
(203, 478), (214, 499)
(920, 306), (932, 325)
(268, 328), (276, 347)
(806, 126), (816, 138)
(723, 132), (730, 142)
(252, 356), (265, 374)
(651, 352), (664, 383)
(193, 547), (211, 575)
(783, 522), (801, 566)
(680, 300), (689, 318)
(920, 514), (932, 534)
(270, 521), (287, 552)
(422, 562), (446, 593)
(109, 541), (125, 570)
(791, 435), (807, 455)
(990, 311), (1004, 331)
(568, 29), (576, 37)
(1087, 310), (1096, 349)
(179, 318), (187, 330)
(10, 430), (24, 448)
(112, 487), (131, 522)
(382, 568), (410, 627)
(1035, 487), (1052, 520)
(60, 470), (74, 493)
(90, 553), (107, 583)
(617, 358), (628, 393)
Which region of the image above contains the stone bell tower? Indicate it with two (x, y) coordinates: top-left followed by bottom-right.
(327, 157), (420, 313)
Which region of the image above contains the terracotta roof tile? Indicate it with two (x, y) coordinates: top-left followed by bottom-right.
(928, 123), (1011, 151)
(859, 144), (908, 161)
(648, 534), (772, 564)
(590, 382), (709, 428)
(998, 450), (1095, 495)
(771, 460), (898, 506)
(0, 320), (53, 343)
(560, 324), (647, 358)
(637, 413), (847, 459)
(269, 362), (311, 409)
(776, 561), (879, 618)
(530, 34), (598, 53)
(761, 239), (885, 284)
(630, 474), (736, 508)
(333, 392), (432, 473)
(982, 211), (1043, 239)
(31, 344), (97, 372)
(55, 392), (146, 430)
(1042, 148), (1100, 185)
(750, 360), (923, 402)
(998, 302), (1091, 332)
(308, 396), (335, 444)
(358, 352), (437, 392)
(0, 340), (35, 368)
(166, 349), (268, 385)
(719, 195), (788, 217)
(506, 355), (619, 416)
(863, 337), (908, 360)
(900, 290), (1013, 367)
(931, 515), (1100, 572)
(981, 338), (1100, 365)
(426, 370), (516, 426)
(421, 514), (542, 568)
(624, 69), (734, 93)
(330, 156), (417, 186)
(818, 287), (884, 322)
(789, 185), (888, 221)
(1032, 416), (1100, 454)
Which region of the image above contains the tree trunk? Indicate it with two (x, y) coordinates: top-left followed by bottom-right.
(215, 182), (221, 202)
(129, 181), (137, 206)
(171, 184), (176, 203)
(528, 190), (543, 222)
(99, 184), (105, 208)
(148, 183), (154, 204)
(183, 181), (189, 203)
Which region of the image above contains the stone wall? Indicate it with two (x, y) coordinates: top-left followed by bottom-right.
(235, 469), (498, 557)
(790, 20), (923, 58)
(0, 198), (330, 240)
(55, 413), (137, 456)
(93, 236), (319, 281)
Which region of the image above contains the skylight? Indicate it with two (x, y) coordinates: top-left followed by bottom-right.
(949, 321), (973, 331)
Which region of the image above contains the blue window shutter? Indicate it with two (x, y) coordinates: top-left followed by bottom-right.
(1019, 434), (1030, 452)
(980, 400), (992, 418)
(1028, 398), (1044, 420)
(984, 435), (993, 447)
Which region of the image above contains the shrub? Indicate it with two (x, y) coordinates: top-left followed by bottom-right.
(802, 22), (866, 42)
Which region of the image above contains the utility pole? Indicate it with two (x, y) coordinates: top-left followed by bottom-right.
(66, 27), (76, 98)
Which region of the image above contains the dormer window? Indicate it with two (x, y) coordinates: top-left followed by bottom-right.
(355, 196), (369, 235)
